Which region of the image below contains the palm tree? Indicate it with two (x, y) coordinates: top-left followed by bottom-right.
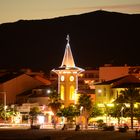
(78, 94), (93, 129)
(115, 87), (140, 129)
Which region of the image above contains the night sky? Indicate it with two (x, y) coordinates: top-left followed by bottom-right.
(0, 0), (140, 23)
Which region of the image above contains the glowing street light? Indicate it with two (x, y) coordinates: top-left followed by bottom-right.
(98, 89), (102, 93)
(47, 89), (51, 94)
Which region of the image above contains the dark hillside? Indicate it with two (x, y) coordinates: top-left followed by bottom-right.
(0, 10), (140, 73)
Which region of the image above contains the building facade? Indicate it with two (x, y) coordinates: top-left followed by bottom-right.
(99, 64), (140, 81)
(95, 75), (140, 105)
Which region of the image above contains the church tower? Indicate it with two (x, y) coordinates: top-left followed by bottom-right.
(52, 35), (84, 107)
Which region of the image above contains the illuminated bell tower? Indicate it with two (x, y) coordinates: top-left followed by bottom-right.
(52, 35), (84, 107)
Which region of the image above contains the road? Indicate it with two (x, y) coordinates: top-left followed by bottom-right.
(0, 129), (136, 140)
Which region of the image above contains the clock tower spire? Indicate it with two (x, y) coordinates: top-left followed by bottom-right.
(52, 35), (84, 107)
(61, 35), (75, 68)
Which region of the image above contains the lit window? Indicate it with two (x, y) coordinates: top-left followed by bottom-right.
(98, 89), (102, 96)
(70, 86), (75, 100)
(60, 85), (64, 100)
(79, 74), (83, 77)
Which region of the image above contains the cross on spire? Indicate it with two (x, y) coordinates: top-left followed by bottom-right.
(66, 34), (70, 44)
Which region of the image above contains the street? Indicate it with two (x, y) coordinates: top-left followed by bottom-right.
(0, 129), (136, 140)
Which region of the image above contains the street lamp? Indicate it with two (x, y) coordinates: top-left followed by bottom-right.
(80, 106), (83, 113)
(120, 106), (124, 126)
(47, 89), (51, 94)
(80, 106), (83, 128)
(0, 91), (7, 123)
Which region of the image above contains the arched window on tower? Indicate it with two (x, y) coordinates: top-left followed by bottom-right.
(70, 86), (75, 100)
(60, 85), (64, 100)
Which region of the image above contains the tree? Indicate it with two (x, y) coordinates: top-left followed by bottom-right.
(90, 104), (103, 118)
(57, 105), (79, 124)
(109, 103), (125, 125)
(115, 87), (140, 129)
(0, 104), (6, 121)
(133, 104), (140, 125)
(78, 94), (93, 129)
(29, 106), (41, 126)
(0, 105), (18, 122)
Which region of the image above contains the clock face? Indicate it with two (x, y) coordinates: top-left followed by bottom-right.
(61, 75), (65, 81)
(70, 76), (74, 81)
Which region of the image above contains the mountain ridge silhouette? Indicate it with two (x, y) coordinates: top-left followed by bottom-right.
(0, 10), (139, 73)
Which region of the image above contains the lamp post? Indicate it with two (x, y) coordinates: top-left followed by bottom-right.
(80, 106), (83, 129)
(0, 91), (6, 123)
(120, 106), (124, 126)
